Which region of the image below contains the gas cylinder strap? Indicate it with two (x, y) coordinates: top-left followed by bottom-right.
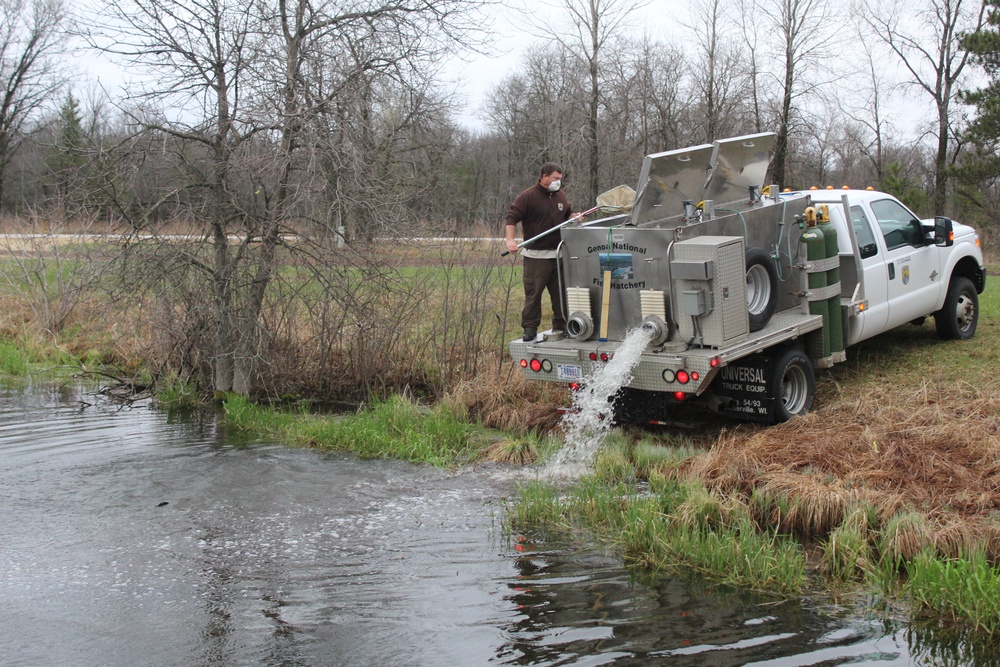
(808, 283), (842, 301)
(805, 256), (840, 273)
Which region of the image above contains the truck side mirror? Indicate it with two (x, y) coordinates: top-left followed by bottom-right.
(934, 216), (954, 247)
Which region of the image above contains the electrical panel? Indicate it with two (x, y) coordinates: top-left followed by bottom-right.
(672, 236), (749, 347)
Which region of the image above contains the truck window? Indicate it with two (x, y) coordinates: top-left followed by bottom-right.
(850, 205), (878, 259)
(870, 198), (923, 250)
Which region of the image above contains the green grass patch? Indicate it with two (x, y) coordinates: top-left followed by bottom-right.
(0, 340), (28, 375)
(507, 471), (806, 596)
(154, 377), (204, 410)
(223, 393), (491, 467)
(905, 550), (1000, 635)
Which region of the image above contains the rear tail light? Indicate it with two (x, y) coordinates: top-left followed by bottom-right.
(529, 359), (542, 372)
(676, 370), (690, 384)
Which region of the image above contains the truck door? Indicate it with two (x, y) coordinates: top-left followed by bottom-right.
(849, 204), (889, 342)
(869, 198), (941, 329)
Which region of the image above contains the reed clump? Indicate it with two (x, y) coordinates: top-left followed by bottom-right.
(481, 437), (541, 465)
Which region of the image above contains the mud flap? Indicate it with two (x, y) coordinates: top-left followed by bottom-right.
(710, 354), (775, 423)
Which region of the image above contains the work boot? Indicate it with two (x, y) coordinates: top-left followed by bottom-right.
(522, 327), (537, 342)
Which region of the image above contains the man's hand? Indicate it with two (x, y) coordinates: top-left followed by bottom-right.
(505, 238), (519, 254)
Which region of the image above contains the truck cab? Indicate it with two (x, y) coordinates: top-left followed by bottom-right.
(792, 189), (985, 344)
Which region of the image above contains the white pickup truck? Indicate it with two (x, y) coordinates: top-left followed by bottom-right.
(508, 133), (986, 424)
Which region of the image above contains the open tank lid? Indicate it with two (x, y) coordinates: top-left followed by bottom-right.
(629, 143), (713, 226)
(702, 132), (777, 207)
(628, 132), (778, 226)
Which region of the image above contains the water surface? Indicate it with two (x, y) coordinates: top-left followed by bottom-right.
(0, 383), (990, 665)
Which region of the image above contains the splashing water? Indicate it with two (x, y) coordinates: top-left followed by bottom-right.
(551, 325), (655, 472)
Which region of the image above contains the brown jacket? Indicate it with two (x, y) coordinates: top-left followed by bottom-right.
(504, 183), (573, 251)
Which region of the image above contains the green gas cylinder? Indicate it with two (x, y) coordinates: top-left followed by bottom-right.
(801, 210), (830, 360)
(817, 207), (844, 355)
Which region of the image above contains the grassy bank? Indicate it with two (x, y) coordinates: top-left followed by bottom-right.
(222, 393), (503, 467)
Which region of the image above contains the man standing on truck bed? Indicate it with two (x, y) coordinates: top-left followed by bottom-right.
(504, 162), (574, 342)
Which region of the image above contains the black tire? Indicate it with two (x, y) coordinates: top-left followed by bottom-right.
(769, 347), (815, 424)
(935, 276), (978, 340)
(746, 247), (778, 332)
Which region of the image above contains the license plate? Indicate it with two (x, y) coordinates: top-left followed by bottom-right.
(557, 364), (583, 380)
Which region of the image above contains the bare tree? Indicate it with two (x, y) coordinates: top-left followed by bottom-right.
(87, 0), (490, 395)
(740, 0), (834, 189)
(530, 0), (648, 204)
(600, 35), (690, 174)
(837, 36), (897, 184)
(0, 0), (66, 209)
(686, 0), (748, 143)
(484, 46), (588, 194)
(863, 0), (987, 214)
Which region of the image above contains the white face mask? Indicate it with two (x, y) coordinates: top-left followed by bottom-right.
(547, 179), (561, 192)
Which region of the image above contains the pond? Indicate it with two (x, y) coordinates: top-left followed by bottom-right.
(0, 383), (989, 665)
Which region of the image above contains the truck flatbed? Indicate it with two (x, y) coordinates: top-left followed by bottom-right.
(509, 309), (822, 396)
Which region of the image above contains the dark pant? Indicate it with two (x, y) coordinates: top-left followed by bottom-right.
(522, 257), (566, 331)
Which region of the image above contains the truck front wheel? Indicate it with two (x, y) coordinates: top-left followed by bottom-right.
(935, 276), (978, 340)
(770, 347), (815, 423)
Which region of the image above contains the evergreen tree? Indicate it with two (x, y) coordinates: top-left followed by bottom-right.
(959, 0), (1000, 183)
(46, 93), (88, 204)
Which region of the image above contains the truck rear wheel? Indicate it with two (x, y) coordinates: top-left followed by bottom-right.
(935, 276), (978, 340)
(746, 247), (778, 332)
(770, 347), (815, 423)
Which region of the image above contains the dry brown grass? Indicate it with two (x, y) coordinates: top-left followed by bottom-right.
(690, 380), (1000, 558)
(443, 359), (567, 433)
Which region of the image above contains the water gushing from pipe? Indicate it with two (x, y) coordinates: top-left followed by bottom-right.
(550, 325), (655, 474)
